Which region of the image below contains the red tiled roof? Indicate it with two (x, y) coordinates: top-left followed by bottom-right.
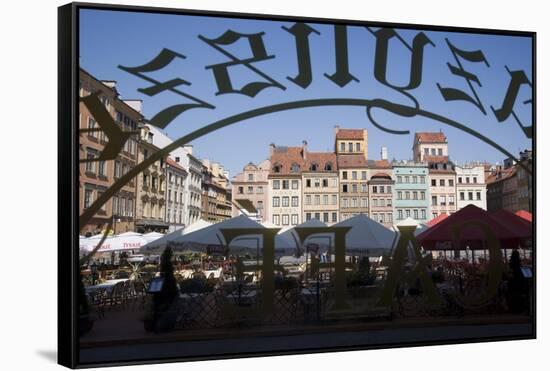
(486, 166), (517, 184)
(269, 146), (305, 175)
(336, 129), (364, 140)
(337, 154), (367, 168)
(304, 152), (337, 172)
(166, 157), (186, 172)
(415, 132), (447, 143)
(368, 159), (392, 169)
(424, 155), (450, 163)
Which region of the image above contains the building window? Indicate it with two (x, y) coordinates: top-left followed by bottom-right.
(424, 148), (429, 155)
(322, 212), (329, 222)
(306, 213), (312, 221)
(413, 209), (419, 219)
(397, 175), (402, 184)
(372, 186), (377, 193)
(458, 177), (462, 184)
(273, 164), (281, 173)
(352, 171), (357, 180)
(325, 162), (333, 171)
(282, 214), (289, 225)
(438, 148), (443, 155)
(398, 210), (403, 220)
(314, 212), (320, 220)
(305, 195), (311, 205)
(314, 178), (320, 187)
(282, 196), (289, 207)
(460, 192), (465, 200)
(355, 143), (361, 152)
(314, 195), (320, 205)
(361, 197), (368, 207)
(292, 196), (299, 207)
(348, 143), (353, 152)
(342, 171), (348, 180)
(439, 179), (445, 186)
(342, 184), (348, 193)
(412, 176), (418, 183)
(361, 171), (367, 180)
(387, 199), (392, 207)
(114, 161), (121, 178)
(291, 163), (300, 173)
(332, 212), (337, 222)
(248, 173), (253, 181)
(405, 191), (410, 200)
(431, 148), (436, 155)
(420, 176), (425, 184)
(322, 179), (328, 187)
(473, 177), (478, 184)
(476, 191), (481, 200)
(342, 198), (349, 207)
(361, 183), (367, 193)
(306, 179), (311, 187)
(273, 197), (280, 207)
(257, 186), (263, 194)
(431, 179), (436, 186)
(386, 186), (391, 193)
(273, 215), (280, 225)
(340, 142), (345, 152)
(247, 186), (254, 194)
(449, 179), (454, 187)
(449, 195), (455, 205)
(439, 195), (446, 206)
(406, 209), (411, 218)
(413, 191), (418, 200)
(404, 176), (410, 183)
(420, 191), (426, 200)
(282, 180), (289, 189)
(238, 186), (244, 194)
(84, 188), (93, 209)
(421, 209), (426, 219)
(291, 214), (298, 225)
(98, 161), (106, 177)
(323, 195), (328, 205)
(352, 184), (358, 193)
(292, 180), (299, 189)
(468, 192), (473, 200)
(352, 198), (358, 207)
(332, 195), (338, 205)
(431, 196), (437, 206)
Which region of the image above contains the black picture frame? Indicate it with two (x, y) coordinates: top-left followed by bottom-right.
(58, 2), (536, 368)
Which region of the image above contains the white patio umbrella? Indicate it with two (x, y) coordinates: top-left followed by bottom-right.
(142, 231), (165, 243)
(140, 220), (211, 253)
(333, 214), (398, 257)
(280, 219), (330, 254)
(393, 217), (428, 236)
(116, 231), (142, 237)
(83, 234), (148, 253)
(173, 215), (265, 255)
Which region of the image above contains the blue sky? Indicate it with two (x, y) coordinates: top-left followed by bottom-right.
(79, 9), (533, 177)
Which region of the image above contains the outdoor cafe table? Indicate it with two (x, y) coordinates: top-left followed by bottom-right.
(85, 279), (128, 296)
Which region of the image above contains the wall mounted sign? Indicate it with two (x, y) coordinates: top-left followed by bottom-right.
(58, 2), (535, 368)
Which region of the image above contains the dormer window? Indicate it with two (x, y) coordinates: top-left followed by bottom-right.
(325, 162), (333, 171)
(310, 162), (318, 171)
(291, 163), (300, 173)
(273, 163), (282, 173)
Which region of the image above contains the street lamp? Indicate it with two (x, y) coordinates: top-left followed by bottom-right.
(90, 261), (98, 285)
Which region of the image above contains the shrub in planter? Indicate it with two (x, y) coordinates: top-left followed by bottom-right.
(78, 274), (93, 336)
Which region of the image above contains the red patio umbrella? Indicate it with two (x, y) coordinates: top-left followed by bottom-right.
(417, 205), (530, 251)
(515, 210), (533, 223)
(426, 213), (448, 227)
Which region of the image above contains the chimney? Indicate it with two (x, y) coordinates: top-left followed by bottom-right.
(380, 146), (388, 160)
(302, 140), (308, 160)
(269, 143), (276, 157)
